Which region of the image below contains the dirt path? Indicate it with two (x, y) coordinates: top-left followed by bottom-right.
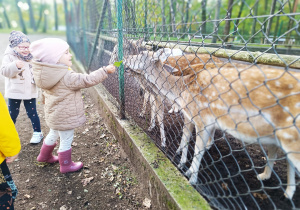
(10, 88), (150, 209)
(0, 33), (151, 209)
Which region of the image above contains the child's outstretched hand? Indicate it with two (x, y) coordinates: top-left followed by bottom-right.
(16, 60), (25, 69)
(104, 65), (116, 74)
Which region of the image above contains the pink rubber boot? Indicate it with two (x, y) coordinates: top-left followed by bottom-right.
(58, 148), (83, 173)
(37, 142), (59, 163)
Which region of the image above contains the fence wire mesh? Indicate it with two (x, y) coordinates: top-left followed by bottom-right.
(64, 0), (300, 209)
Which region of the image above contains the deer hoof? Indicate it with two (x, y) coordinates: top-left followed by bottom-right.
(257, 173), (271, 181)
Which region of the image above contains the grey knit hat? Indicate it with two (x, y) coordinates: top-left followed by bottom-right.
(9, 30), (30, 48)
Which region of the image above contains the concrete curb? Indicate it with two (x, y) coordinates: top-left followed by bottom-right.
(72, 57), (211, 210)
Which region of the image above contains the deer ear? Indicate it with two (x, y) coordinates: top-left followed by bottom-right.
(135, 38), (144, 48)
(163, 64), (179, 73)
(153, 49), (164, 61)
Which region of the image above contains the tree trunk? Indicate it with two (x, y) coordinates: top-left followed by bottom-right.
(107, 0), (113, 31)
(27, 0), (36, 31)
(42, 12), (47, 33)
(169, 0), (176, 37)
(250, 0), (258, 43)
(182, 0), (191, 39)
(223, 0), (233, 42)
(37, 0), (44, 30)
(0, 0), (11, 28)
(15, 0), (27, 34)
(233, 0), (244, 40)
(272, 2), (282, 42)
(285, 0), (298, 44)
(162, 0), (166, 37)
(212, 0), (221, 43)
(54, 0), (58, 30)
(264, 0), (276, 44)
(201, 0), (207, 35)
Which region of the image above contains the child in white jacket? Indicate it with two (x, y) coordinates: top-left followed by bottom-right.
(30, 38), (116, 173)
(0, 31), (43, 144)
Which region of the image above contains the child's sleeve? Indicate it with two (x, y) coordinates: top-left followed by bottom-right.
(0, 93), (21, 158)
(63, 68), (108, 90)
(0, 55), (21, 78)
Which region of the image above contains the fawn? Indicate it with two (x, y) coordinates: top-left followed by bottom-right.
(124, 49), (300, 199)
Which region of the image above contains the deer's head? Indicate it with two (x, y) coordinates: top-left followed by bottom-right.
(109, 38), (144, 65)
(124, 49), (169, 74)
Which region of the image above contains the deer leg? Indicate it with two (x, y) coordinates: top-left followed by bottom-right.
(155, 96), (166, 147)
(139, 88), (150, 118)
(148, 94), (157, 131)
(186, 125), (215, 185)
(177, 118), (194, 169)
(284, 160), (296, 199)
(257, 144), (278, 181)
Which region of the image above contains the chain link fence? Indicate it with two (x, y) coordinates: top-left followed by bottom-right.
(63, 0), (300, 209)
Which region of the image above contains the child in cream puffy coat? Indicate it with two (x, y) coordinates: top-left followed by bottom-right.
(30, 38), (116, 173)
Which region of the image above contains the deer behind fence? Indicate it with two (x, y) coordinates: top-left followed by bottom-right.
(124, 49), (300, 200)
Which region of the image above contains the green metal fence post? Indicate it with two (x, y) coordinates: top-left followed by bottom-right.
(117, 0), (125, 119)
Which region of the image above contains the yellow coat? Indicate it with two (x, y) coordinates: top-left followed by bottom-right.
(0, 92), (21, 164)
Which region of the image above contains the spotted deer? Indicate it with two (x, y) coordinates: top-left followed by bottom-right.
(124, 49), (300, 199)
(110, 38), (222, 147)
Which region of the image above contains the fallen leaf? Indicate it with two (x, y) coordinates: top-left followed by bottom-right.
(253, 192), (268, 200)
(82, 177), (94, 186)
(221, 183), (228, 191)
(60, 205), (68, 210)
(143, 197), (151, 208)
(24, 194), (31, 199)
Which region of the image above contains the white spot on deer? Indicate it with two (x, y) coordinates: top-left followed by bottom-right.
(286, 116), (293, 122)
(255, 81), (260, 85)
(283, 132), (293, 139)
(288, 84), (294, 89)
(284, 107), (290, 112)
(212, 92), (216, 96)
(245, 82), (250, 86)
(295, 102), (300, 108)
(267, 95), (272, 99)
(276, 92), (283, 97)
(275, 81), (281, 87)
(211, 103), (216, 108)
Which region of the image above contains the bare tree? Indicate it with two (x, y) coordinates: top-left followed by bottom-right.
(285, 0), (299, 44)
(250, 0), (259, 43)
(201, 0), (207, 35)
(212, 0), (221, 43)
(223, 0), (233, 42)
(233, 0), (245, 40)
(162, 0), (166, 37)
(264, 0), (277, 44)
(27, 0), (36, 31)
(15, 0), (27, 34)
(37, 0), (45, 30)
(54, 0), (58, 30)
(0, 0), (11, 28)
(169, 0), (176, 37)
(182, 0), (191, 39)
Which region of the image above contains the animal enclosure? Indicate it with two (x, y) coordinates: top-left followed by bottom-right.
(64, 0), (300, 209)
